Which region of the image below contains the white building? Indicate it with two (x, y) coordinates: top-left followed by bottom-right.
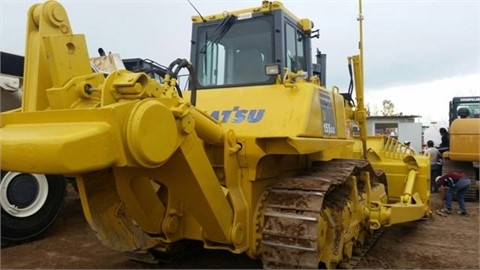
(366, 115), (424, 152)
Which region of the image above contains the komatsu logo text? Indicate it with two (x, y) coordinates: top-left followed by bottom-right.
(210, 106), (265, 123)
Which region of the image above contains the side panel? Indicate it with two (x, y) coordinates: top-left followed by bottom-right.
(449, 118), (480, 161)
(186, 83), (346, 140)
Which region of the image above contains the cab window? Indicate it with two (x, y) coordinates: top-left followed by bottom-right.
(285, 23), (306, 73)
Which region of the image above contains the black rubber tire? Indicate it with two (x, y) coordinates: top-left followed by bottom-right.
(1, 171), (67, 244)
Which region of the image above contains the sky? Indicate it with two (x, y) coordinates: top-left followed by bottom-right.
(1, 0), (479, 125)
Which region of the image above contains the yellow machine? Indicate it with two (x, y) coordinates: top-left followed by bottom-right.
(0, 1), (431, 268)
(0, 51), (168, 245)
(442, 96), (480, 201)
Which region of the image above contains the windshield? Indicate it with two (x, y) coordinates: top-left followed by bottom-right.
(455, 102), (480, 119)
(195, 15), (274, 88)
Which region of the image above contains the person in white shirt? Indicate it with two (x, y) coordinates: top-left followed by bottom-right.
(423, 140), (443, 192)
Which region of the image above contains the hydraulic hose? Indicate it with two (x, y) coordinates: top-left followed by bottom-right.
(166, 58), (198, 106)
(140, 68), (183, 98)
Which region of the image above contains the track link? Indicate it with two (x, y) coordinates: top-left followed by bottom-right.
(261, 159), (382, 269)
(347, 227), (385, 269)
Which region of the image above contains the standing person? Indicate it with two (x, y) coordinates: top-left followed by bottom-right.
(437, 127), (449, 176)
(439, 127), (450, 149)
(424, 140), (442, 192)
(436, 172), (471, 216)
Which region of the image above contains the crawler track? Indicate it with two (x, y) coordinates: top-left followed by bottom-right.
(261, 159), (383, 269)
(347, 227), (385, 269)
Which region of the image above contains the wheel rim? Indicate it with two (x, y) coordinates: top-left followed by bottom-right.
(0, 172), (49, 218)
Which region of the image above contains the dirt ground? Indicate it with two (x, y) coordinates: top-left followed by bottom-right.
(1, 187), (479, 269)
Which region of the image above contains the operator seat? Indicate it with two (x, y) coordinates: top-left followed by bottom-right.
(233, 49), (266, 84)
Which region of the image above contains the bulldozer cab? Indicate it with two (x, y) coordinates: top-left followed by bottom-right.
(190, 2), (317, 88)
(444, 95), (480, 166)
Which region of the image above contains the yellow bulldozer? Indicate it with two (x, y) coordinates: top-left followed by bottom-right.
(441, 96), (480, 201)
(0, 0), (432, 268)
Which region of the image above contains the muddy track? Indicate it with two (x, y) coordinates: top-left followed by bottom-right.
(261, 159), (382, 269)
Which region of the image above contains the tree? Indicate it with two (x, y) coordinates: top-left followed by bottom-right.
(365, 103), (371, 116)
(381, 99), (395, 116)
